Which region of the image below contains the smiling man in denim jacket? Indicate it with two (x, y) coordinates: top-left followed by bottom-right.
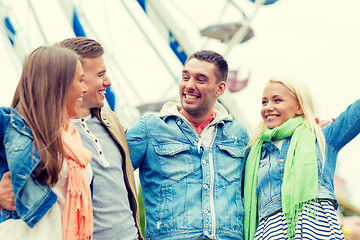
(126, 50), (249, 240)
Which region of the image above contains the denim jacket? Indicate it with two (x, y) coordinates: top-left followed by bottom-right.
(0, 107), (57, 227)
(126, 102), (249, 240)
(257, 99), (360, 220)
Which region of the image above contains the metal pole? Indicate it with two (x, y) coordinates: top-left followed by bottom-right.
(223, 0), (265, 58)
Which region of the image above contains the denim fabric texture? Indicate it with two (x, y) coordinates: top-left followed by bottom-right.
(126, 103), (249, 240)
(256, 99), (360, 220)
(0, 107), (57, 227)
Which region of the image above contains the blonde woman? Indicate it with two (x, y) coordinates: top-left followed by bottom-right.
(244, 77), (359, 240)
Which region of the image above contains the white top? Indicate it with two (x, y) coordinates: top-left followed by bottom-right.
(0, 159), (92, 240)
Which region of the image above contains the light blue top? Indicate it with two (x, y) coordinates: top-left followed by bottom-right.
(73, 113), (138, 240)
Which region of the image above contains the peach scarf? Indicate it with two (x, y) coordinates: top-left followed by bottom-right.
(62, 120), (93, 240)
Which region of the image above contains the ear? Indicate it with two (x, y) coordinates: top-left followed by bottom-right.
(216, 81), (226, 97)
(296, 103), (303, 115)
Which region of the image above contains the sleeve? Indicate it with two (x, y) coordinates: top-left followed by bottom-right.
(0, 108), (8, 179)
(322, 99), (360, 152)
(125, 117), (149, 170)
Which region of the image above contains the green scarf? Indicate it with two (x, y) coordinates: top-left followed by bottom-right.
(243, 117), (318, 240)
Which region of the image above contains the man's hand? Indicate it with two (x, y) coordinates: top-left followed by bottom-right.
(0, 172), (16, 211)
(315, 117), (334, 128)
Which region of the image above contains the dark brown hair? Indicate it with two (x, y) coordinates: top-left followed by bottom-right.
(185, 50), (228, 83)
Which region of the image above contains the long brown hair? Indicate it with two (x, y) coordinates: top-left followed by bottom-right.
(11, 46), (79, 185)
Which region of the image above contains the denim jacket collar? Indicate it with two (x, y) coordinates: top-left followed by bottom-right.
(159, 102), (233, 124)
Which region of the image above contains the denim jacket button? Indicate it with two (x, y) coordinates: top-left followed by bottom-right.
(202, 160), (206, 164)
(204, 230), (210, 235)
(177, 121), (181, 125)
(203, 184), (208, 189)
(203, 209), (208, 214)
(5, 213), (10, 218)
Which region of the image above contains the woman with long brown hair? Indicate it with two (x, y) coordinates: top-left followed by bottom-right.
(0, 45), (93, 240)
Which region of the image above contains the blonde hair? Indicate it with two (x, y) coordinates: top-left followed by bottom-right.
(248, 76), (326, 161)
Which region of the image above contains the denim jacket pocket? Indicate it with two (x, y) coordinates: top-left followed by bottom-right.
(216, 144), (245, 183)
(154, 143), (195, 182)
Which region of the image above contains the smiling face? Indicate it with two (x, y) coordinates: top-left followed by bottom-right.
(77, 56), (111, 117)
(261, 82), (302, 129)
(179, 58), (225, 124)
(66, 60), (87, 118)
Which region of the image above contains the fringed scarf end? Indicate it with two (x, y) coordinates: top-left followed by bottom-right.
(284, 198), (319, 240)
